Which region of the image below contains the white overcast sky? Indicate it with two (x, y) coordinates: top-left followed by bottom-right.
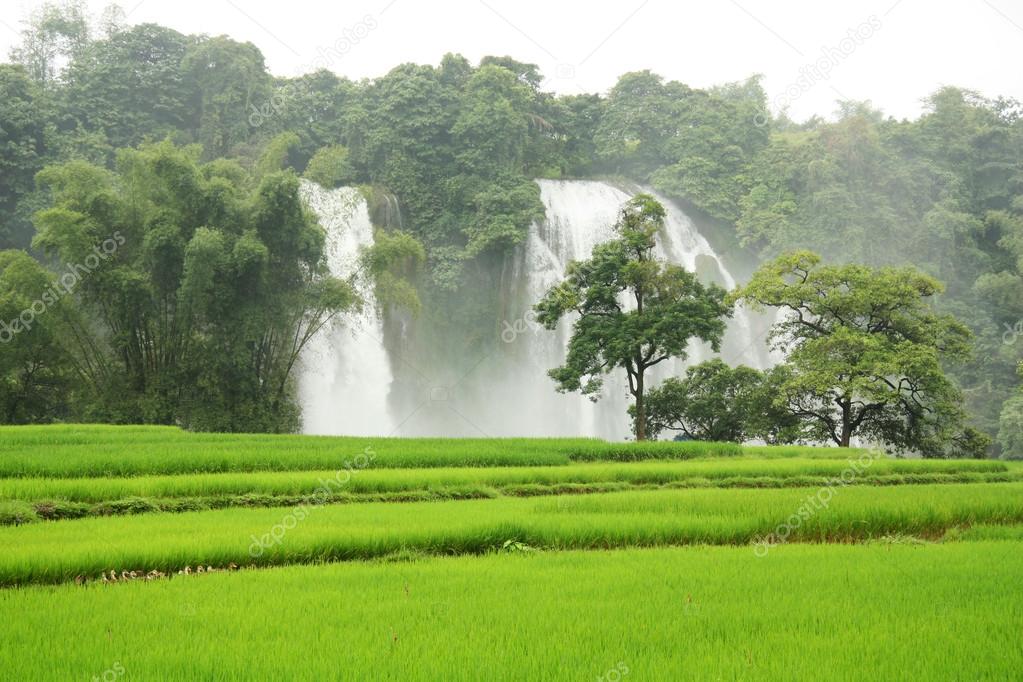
(1, 0), (1021, 122)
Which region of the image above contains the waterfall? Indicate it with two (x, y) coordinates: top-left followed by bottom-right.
(296, 181), (396, 436)
(296, 178), (770, 439)
(644, 185), (774, 372)
(495, 179), (770, 439)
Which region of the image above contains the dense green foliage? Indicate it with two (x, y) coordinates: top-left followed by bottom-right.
(3, 543), (1022, 680)
(0, 250), (84, 421)
(1, 4), (1021, 451)
(21, 141), (354, 430)
(635, 359), (799, 442)
(735, 251), (986, 456)
(735, 97), (1023, 456)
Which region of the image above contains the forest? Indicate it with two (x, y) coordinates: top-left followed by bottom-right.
(1, 2), (1021, 456)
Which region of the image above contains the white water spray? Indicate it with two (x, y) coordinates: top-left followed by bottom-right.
(296, 181), (395, 435)
(297, 179), (771, 438)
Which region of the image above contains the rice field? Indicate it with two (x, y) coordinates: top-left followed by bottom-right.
(2, 543), (1021, 680)
(2, 482), (1022, 586)
(0, 424), (865, 478)
(0, 457), (1014, 526)
(1, 425), (1020, 680)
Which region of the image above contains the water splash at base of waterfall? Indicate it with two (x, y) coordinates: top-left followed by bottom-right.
(296, 182), (396, 436)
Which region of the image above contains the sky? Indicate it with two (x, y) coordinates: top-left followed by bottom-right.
(1, 0), (1021, 122)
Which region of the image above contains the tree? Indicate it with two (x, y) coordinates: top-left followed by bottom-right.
(180, 36), (272, 158)
(743, 364), (805, 445)
(0, 65), (52, 248)
(999, 394), (1023, 459)
(30, 140), (357, 430)
(9, 0), (90, 87)
(0, 250), (80, 422)
(303, 145), (355, 189)
(636, 359), (762, 441)
(535, 194), (731, 440)
(733, 251), (988, 456)
(451, 64), (531, 176)
(634, 359), (800, 442)
(62, 23), (194, 151)
(594, 71), (672, 176)
(265, 70), (357, 166)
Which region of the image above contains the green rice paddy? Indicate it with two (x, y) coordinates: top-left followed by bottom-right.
(1, 425), (1020, 680)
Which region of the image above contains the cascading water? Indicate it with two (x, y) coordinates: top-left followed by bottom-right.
(296, 181), (396, 435)
(296, 178), (771, 439)
(496, 179), (770, 439)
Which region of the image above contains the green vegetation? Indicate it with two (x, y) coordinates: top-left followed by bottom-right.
(733, 251), (986, 456)
(0, 457), (1013, 524)
(0, 424), (758, 477)
(1, 481), (1020, 585)
(0, 426), (1019, 678)
(1, 456), (1005, 503)
(12, 140), (360, 431)
(302, 144), (354, 188)
(0, 1), (1019, 674)
(638, 359), (798, 442)
(2, 542), (1021, 680)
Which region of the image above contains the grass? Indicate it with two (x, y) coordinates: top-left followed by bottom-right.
(1, 457), (1003, 502)
(1, 482), (1021, 586)
(0, 426), (1019, 679)
(0, 458), (1014, 524)
(0, 424), (883, 477)
(0, 542), (1020, 680)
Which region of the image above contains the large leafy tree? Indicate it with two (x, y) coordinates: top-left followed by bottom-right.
(635, 359), (799, 443)
(62, 23), (194, 151)
(30, 140), (356, 430)
(181, 36), (273, 158)
(735, 92), (1023, 451)
(0, 65), (53, 248)
(9, 0), (90, 87)
(535, 194), (731, 440)
(734, 251), (987, 456)
(0, 250), (83, 422)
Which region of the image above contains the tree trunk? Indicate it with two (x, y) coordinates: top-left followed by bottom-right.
(634, 368), (646, 441)
(839, 399), (851, 447)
